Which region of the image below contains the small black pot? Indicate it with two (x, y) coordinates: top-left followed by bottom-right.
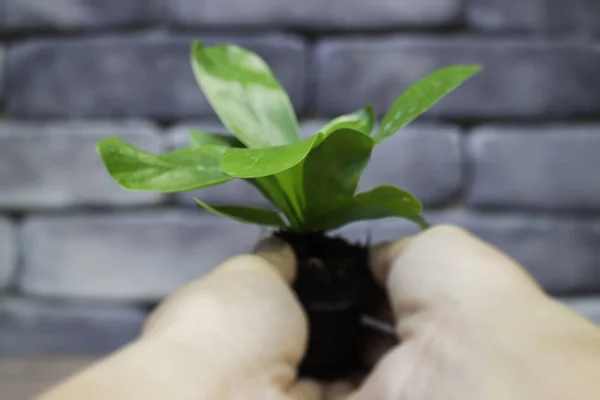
(274, 230), (379, 380)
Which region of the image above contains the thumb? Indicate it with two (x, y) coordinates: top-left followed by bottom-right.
(370, 225), (543, 337)
(142, 236), (307, 374)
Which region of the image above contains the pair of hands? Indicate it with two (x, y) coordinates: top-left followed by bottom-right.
(41, 226), (600, 399)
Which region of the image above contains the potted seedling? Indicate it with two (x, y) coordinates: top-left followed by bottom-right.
(96, 41), (480, 380)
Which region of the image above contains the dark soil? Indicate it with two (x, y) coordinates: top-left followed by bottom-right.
(274, 229), (379, 381)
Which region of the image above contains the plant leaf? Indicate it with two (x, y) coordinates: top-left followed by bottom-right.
(220, 135), (320, 178)
(303, 128), (374, 222)
(195, 198), (287, 227)
(248, 176), (301, 227)
(191, 41), (300, 148)
(271, 171), (304, 226)
(373, 65), (481, 143)
(406, 215), (431, 230)
(313, 185), (423, 231)
(187, 129), (296, 221)
(189, 129), (243, 148)
(97, 137), (230, 192)
(319, 106), (376, 137)
(186, 130), (300, 225)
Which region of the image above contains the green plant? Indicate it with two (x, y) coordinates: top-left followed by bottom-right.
(97, 41), (481, 232)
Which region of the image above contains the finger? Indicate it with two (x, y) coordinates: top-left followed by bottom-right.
(360, 326), (397, 368)
(349, 344), (421, 400)
(289, 380), (324, 400)
(143, 237), (298, 334)
(254, 236), (297, 283)
(324, 381), (356, 400)
(359, 289), (398, 368)
(371, 225), (543, 336)
(370, 238), (414, 286)
(141, 238), (307, 376)
(288, 380), (357, 400)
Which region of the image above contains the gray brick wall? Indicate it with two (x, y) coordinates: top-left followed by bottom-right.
(1, 0), (600, 357)
(0, 217), (16, 290)
(0, 45), (5, 104)
(3, 0), (161, 30)
(0, 297), (146, 355)
(165, 0), (463, 29)
(20, 212), (260, 301)
(467, 125), (600, 210)
(7, 34), (307, 119)
(359, 123), (463, 206)
(0, 121), (164, 208)
(315, 37), (600, 119)
(468, 0), (600, 33)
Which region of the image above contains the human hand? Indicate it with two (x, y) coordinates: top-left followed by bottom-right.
(352, 226), (600, 400)
(40, 237), (351, 399)
(40, 226), (600, 400)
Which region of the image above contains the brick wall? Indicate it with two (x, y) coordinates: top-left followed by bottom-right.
(1, 0), (600, 356)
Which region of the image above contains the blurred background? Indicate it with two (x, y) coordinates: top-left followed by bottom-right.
(1, 0), (600, 397)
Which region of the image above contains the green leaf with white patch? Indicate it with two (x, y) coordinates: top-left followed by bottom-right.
(187, 130), (294, 224)
(373, 65), (481, 143)
(189, 129), (243, 148)
(191, 41), (300, 148)
(195, 198), (286, 227)
(220, 135), (321, 178)
(319, 106), (376, 137)
(313, 185), (424, 231)
(97, 137), (230, 192)
(187, 128), (297, 223)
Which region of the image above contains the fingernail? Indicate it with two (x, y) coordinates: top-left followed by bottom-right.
(253, 236), (287, 255)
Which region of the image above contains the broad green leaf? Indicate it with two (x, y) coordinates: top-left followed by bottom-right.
(313, 185), (423, 231)
(220, 135), (320, 178)
(187, 130), (296, 221)
(97, 137), (230, 192)
(264, 131), (330, 225)
(189, 129), (243, 148)
(303, 128), (374, 221)
(248, 176), (301, 228)
(195, 198), (287, 227)
(186, 129), (299, 225)
(319, 106), (376, 137)
(191, 41), (300, 148)
(273, 167), (305, 226)
(373, 65), (481, 143)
